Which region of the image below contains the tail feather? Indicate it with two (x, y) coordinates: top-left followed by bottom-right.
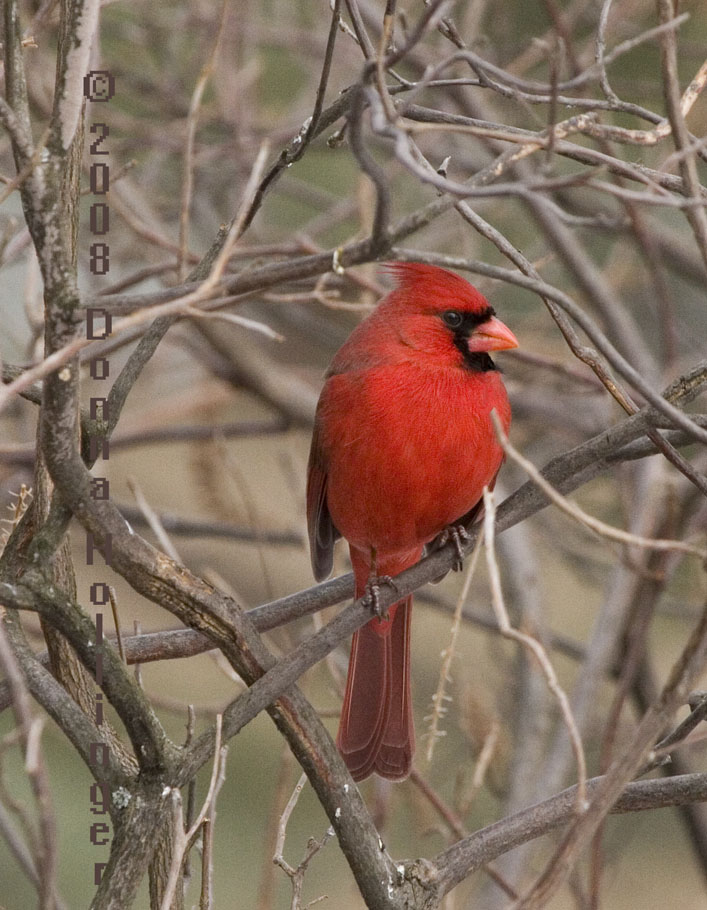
(336, 548), (416, 781)
(336, 621), (393, 781)
(371, 596), (414, 780)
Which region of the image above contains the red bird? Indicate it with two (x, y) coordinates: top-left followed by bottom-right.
(307, 262), (517, 781)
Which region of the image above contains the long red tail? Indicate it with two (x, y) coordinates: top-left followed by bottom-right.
(336, 550), (417, 781)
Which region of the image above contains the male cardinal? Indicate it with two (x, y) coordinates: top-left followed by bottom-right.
(306, 262), (517, 781)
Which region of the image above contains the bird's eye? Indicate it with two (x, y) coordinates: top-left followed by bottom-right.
(442, 310), (463, 328)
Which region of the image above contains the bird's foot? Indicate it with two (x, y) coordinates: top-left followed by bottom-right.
(436, 524), (472, 572)
(363, 574), (398, 621)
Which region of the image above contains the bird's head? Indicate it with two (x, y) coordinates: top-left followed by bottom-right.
(382, 262), (518, 371)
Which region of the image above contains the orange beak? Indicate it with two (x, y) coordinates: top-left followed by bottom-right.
(467, 316), (518, 353)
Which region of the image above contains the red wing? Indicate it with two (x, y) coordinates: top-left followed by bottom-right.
(306, 423), (339, 582)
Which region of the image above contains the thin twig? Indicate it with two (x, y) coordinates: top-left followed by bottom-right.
(490, 411), (707, 562)
(178, 0), (228, 281)
(425, 532), (483, 763)
(0, 621), (58, 909)
(160, 715), (226, 910)
(107, 586), (126, 664)
(274, 772), (334, 910)
(482, 485), (588, 812)
(126, 476), (183, 564)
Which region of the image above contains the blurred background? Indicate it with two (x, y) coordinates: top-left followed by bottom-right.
(1, 0), (707, 907)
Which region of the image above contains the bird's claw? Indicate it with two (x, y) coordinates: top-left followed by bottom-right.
(363, 574), (398, 620)
(436, 524), (472, 571)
